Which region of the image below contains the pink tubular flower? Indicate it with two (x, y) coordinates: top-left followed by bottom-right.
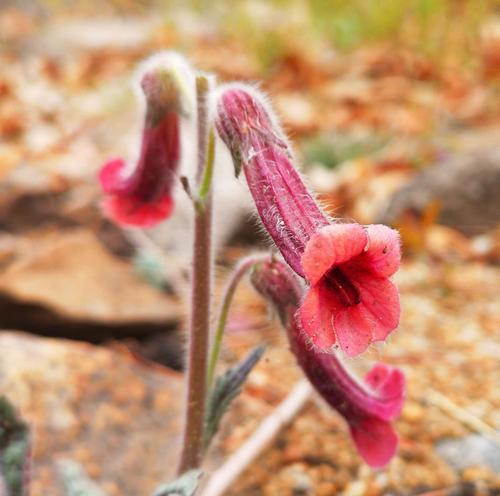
(251, 260), (405, 468)
(99, 52), (193, 228)
(215, 85), (401, 356)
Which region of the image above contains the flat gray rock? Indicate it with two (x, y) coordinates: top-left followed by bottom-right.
(379, 148), (500, 236)
(436, 434), (500, 472)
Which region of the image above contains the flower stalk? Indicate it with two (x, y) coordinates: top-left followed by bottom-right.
(101, 51), (406, 480)
(178, 74), (215, 474)
(207, 253), (273, 389)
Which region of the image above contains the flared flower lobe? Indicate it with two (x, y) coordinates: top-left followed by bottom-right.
(99, 156), (175, 228)
(348, 365), (405, 467)
(300, 223), (401, 356)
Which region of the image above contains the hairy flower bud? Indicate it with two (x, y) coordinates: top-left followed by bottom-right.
(250, 259), (302, 327)
(215, 84), (329, 276)
(251, 260), (405, 468)
(99, 52), (194, 228)
(215, 85), (401, 356)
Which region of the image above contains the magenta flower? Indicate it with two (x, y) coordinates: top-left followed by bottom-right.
(251, 260), (405, 468)
(99, 110), (179, 228)
(215, 85), (401, 356)
(99, 53), (193, 228)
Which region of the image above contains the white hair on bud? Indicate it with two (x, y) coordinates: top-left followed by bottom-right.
(212, 82), (296, 160)
(213, 81), (334, 227)
(133, 50), (197, 116)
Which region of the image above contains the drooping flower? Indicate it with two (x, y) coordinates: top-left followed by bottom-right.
(300, 349), (405, 467)
(99, 52), (194, 228)
(215, 84), (401, 356)
(251, 260), (405, 468)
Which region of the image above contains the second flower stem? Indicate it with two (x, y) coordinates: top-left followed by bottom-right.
(207, 254), (273, 389)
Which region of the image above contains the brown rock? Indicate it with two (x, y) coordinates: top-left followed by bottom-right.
(0, 229), (180, 340)
(379, 148), (500, 236)
(0, 331), (183, 495)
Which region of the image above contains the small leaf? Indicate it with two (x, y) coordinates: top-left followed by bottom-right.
(180, 175), (192, 199)
(154, 469), (202, 496)
(57, 459), (108, 496)
(231, 149), (242, 178)
(0, 396), (30, 496)
(134, 253), (169, 290)
(204, 346), (265, 449)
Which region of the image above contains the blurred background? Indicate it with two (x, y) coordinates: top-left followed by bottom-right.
(0, 1), (499, 495)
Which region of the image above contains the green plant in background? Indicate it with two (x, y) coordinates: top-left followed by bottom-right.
(195, 0), (493, 69)
(36, 0), (494, 70)
(57, 460), (109, 496)
(0, 397), (30, 496)
(302, 132), (387, 169)
(312, 0), (491, 60)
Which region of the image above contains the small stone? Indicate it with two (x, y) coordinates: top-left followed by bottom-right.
(436, 435), (500, 473)
(101, 481), (120, 496)
(402, 401), (424, 423)
(462, 465), (498, 484)
(283, 444), (304, 463)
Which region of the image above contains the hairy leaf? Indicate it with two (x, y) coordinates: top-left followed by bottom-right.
(204, 345), (265, 449)
(154, 469), (202, 496)
(0, 397), (30, 496)
(57, 459), (108, 496)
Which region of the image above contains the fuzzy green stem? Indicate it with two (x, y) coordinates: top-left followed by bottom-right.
(178, 75), (214, 474)
(207, 254), (273, 389)
(197, 130), (215, 203)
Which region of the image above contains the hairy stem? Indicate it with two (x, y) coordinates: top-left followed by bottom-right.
(178, 75), (214, 474)
(207, 253), (273, 389)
